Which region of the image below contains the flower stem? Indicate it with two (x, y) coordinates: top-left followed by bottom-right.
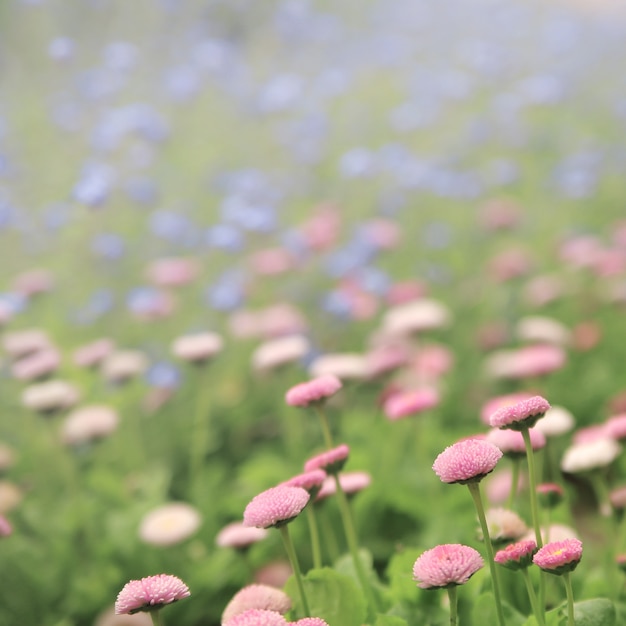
(306, 504), (322, 569)
(467, 482), (506, 626)
(521, 568), (545, 626)
(447, 585), (458, 626)
(279, 524), (310, 616)
(314, 405), (334, 450)
(190, 366), (211, 484)
(150, 610), (164, 626)
(521, 428), (543, 548)
(563, 571), (575, 626)
(507, 457), (520, 510)
(333, 475), (382, 615)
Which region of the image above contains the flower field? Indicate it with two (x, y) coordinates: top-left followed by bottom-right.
(1, 1), (626, 625)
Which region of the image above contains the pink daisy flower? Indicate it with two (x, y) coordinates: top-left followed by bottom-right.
(480, 393), (533, 426)
(243, 486), (310, 529)
(223, 608), (288, 626)
(494, 540), (537, 570)
(413, 544), (484, 589)
(221, 585), (292, 623)
(533, 538), (583, 575)
(290, 619), (330, 625)
(605, 414), (626, 441)
(304, 444), (350, 475)
(285, 375), (342, 407)
(536, 483), (564, 509)
(282, 470), (327, 498)
(486, 428), (546, 457)
(383, 388), (439, 421)
(489, 395), (551, 431)
(115, 574), (190, 615)
(433, 439), (503, 485)
(215, 522), (268, 550)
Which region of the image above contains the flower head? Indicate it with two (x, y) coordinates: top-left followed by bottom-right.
(413, 544), (484, 589)
(304, 444), (350, 475)
(285, 375), (342, 408)
(171, 332), (223, 364)
(486, 428), (546, 457)
(536, 483), (564, 509)
(534, 406), (575, 437)
(243, 485), (309, 529)
(494, 540), (538, 571)
(223, 609), (288, 626)
(561, 438), (622, 474)
(290, 619), (330, 626)
(489, 395), (551, 431)
(222, 585), (292, 623)
(61, 405), (119, 446)
(282, 470), (327, 498)
(115, 574), (190, 614)
(216, 522), (268, 550)
(383, 388), (439, 421)
(533, 538), (583, 575)
(481, 508), (528, 544)
(433, 439), (502, 485)
(139, 502), (202, 546)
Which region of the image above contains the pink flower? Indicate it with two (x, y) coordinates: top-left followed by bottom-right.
(536, 483), (564, 509)
(486, 428), (546, 457)
(290, 619), (329, 625)
(605, 414), (626, 441)
(533, 538), (583, 575)
(282, 470), (327, 498)
(216, 522), (268, 549)
(146, 257), (198, 287)
(171, 332), (223, 364)
(0, 514), (12, 537)
(115, 574), (190, 614)
(413, 544), (484, 589)
(489, 395), (551, 431)
(433, 439), (503, 484)
(222, 585), (292, 623)
(494, 540), (537, 570)
(73, 338), (115, 368)
(12, 348), (61, 381)
(480, 393), (534, 426)
(383, 388), (439, 421)
(223, 608), (288, 626)
(285, 375), (342, 407)
(304, 444), (350, 475)
(243, 486), (310, 529)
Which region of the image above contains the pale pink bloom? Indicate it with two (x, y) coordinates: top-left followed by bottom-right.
(605, 414), (626, 441)
(488, 248), (532, 282)
(282, 470), (327, 497)
(254, 561), (292, 588)
(94, 607), (152, 626)
(383, 388), (439, 420)
(12, 269), (54, 296)
(336, 471), (371, 495)
(139, 503), (202, 546)
(252, 335), (309, 372)
(341, 288), (379, 321)
(489, 395), (551, 431)
(61, 405), (119, 446)
(289, 619), (329, 626)
(481, 508), (528, 542)
(222, 585), (291, 623)
(572, 424), (610, 445)
(484, 345), (566, 379)
(592, 247), (626, 277)
(146, 257), (198, 287)
(433, 439), (502, 484)
(522, 524), (579, 544)
(382, 298), (451, 336)
(572, 321), (602, 352)
(412, 344), (454, 380)
(413, 544), (484, 589)
(0, 514), (12, 537)
(243, 486), (310, 529)
(308, 353), (368, 381)
(485, 468), (526, 505)
(115, 574), (190, 615)
(22, 380), (80, 414)
(73, 338), (115, 368)
(314, 476), (337, 501)
(229, 310), (263, 340)
(0, 443), (16, 472)
(561, 438), (622, 473)
(475, 322), (509, 351)
(385, 280), (428, 305)
(285, 375), (342, 407)
(480, 393), (534, 426)
(216, 522), (268, 549)
(11, 348), (61, 381)
(3, 329), (52, 359)
(0, 481), (23, 513)
(534, 406), (575, 438)
(536, 483), (565, 508)
(494, 540), (537, 570)
(304, 444), (350, 474)
(479, 198), (521, 231)
(223, 608), (288, 626)
(260, 304), (308, 339)
(172, 332), (223, 363)
(523, 274), (565, 307)
(559, 235), (602, 269)
(250, 248), (294, 276)
(362, 218), (401, 249)
(533, 538), (583, 574)
(142, 388), (176, 414)
(364, 344), (410, 378)
(486, 428), (546, 456)
(300, 206), (341, 251)
(102, 350), (148, 384)
(516, 316), (571, 346)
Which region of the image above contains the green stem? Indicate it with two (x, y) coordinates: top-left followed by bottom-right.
(150, 610), (164, 626)
(521, 568), (545, 626)
(314, 405), (334, 450)
(563, 571), (575, 626)
(589, 470), (612, 517)
(447, 585), (458, 626)
(333, 475), (382, 615)
(521, 428), (543, 548)
(467, 482), (506, 626)
(306, 504), (322, 569)
(280, 525), (310, 617)
(507, 457), (520, 510)
(190, 366), (211, 483)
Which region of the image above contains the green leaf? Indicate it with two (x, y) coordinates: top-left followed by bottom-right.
(385, 548), (423, 605)
(471, 592), (526, 626)
(285, 567), (367, 626)
(573, 598), (615, 626)
(375, 615), (409, 626)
